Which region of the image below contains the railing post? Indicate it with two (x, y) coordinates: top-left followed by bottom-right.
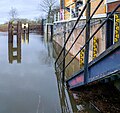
(62, 22), (66, 84)
(84, 1), (91, 84)
(50, 25), (53, 41)
(47, 24), (49, 42)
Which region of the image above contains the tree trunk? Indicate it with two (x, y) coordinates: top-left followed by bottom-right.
(47, 6), (52, 23)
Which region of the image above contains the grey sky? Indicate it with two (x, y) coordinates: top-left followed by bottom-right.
(0, 0), (44, 24)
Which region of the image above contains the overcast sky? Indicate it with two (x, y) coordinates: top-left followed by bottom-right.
(0, 0), (45, 24)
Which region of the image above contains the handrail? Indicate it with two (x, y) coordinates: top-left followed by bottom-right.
(60, 4), (120, 73)
(55, 0), (91, 65)
(56, 0), (104, 69)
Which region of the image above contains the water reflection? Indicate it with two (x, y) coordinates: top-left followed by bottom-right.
(22, 33), (29, 44)
(21, 23), (29, 44)
(0, 32), (61, 113)
(56, 72), (71, 113)
(8, 36), (21, 63)
(8, 27), (30, 63)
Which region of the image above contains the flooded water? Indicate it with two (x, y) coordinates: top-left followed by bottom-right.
(0, 32), (101, 113)
(0, 32), (61, 113)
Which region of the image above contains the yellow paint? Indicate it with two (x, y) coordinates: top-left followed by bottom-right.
(93, 37), (98, 59)
(114, 13), (120, 43)
(80, 48), (85, 68)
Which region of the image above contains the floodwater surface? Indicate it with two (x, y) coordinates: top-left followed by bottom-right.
(0, 32), (61, 113)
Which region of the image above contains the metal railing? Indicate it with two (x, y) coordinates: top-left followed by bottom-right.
(55, 0), (120, 83)
(56, 0), (104, 69)
(55, 0), (91, 65)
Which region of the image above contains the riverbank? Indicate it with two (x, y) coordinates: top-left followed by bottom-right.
(0, 24), (8, 32)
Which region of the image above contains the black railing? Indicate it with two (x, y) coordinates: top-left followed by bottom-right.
(61, 4), (120, 72)
(55, 0), (120, 83)
(55, 0), (91, 65)
(56, 0), (104, 69)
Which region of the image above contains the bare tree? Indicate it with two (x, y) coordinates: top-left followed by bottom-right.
(39, 0), (57, 23)
(9, 7), (18, 21)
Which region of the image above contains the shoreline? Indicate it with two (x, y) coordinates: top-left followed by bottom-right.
(0, 24), (8, 32)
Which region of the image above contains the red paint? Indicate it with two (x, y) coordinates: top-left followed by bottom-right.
(69, 75), (84, 86)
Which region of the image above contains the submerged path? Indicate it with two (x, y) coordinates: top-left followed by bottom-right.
(0, 32), (61, 113)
